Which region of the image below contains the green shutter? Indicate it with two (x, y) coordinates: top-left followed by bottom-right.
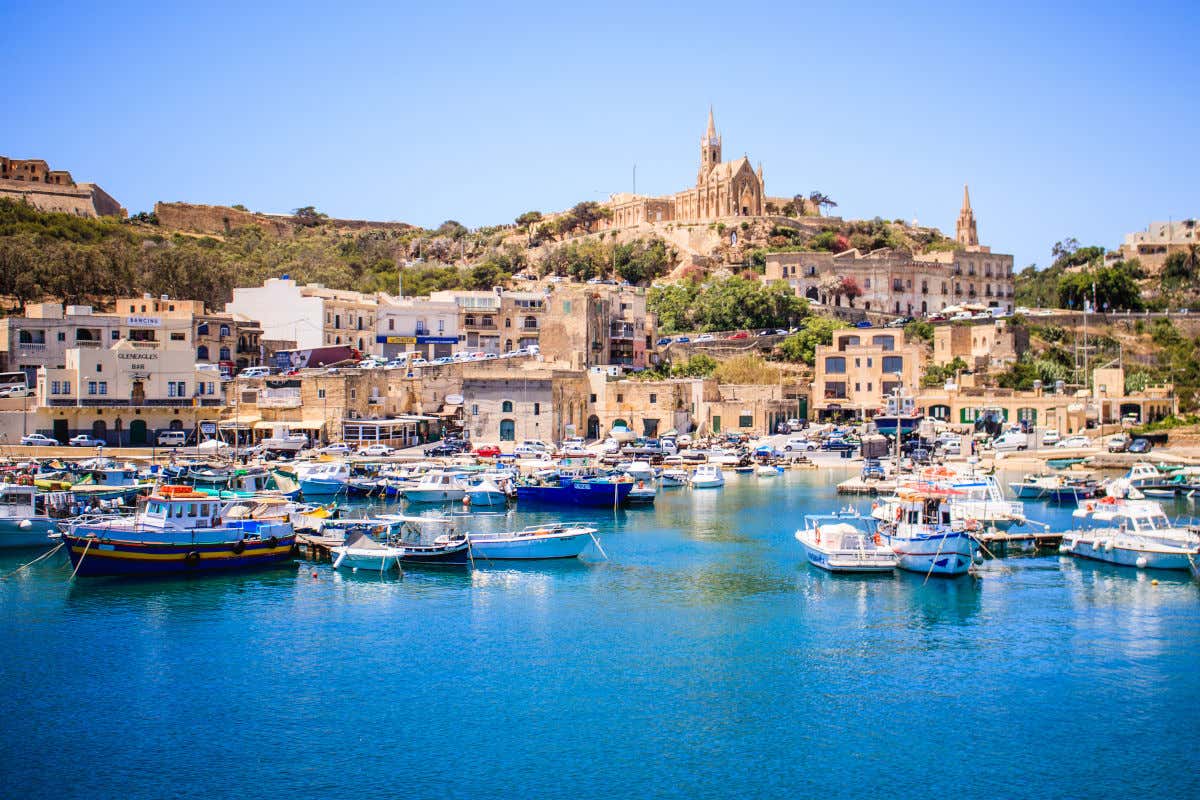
(712, 415), (721, 433)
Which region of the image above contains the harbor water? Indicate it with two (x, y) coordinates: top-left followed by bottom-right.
(2, 467), (1198, 799)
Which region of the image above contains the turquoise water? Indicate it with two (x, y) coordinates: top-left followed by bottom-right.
(2, 468), (1198, 800)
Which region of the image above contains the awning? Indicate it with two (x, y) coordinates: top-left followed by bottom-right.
(220, 416), (261, 428)
(253, 421), (276, 430)
(291, 419), (327, 430)
(435, 404), (462, 417)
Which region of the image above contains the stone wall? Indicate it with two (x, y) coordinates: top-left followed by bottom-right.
(0, 180), (125, 218)
(154, 202), (414, 239)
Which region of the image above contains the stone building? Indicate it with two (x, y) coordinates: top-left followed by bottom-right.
(192, 312), (264, 373)
(597, 108), (765, 230)
(539, 285), (655, 370)
(0, 156), (124, 217)
(226, 277), (380, 355)
(375, 294), (460, 360)
(428, 289), (546, 354)
(812, 329), (924, 419)
(932, 320), (1026, 371)
(461, 365), (588, 444)
(1109, 218), (1198, 272)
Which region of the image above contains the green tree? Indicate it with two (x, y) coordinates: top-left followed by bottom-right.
(1058, 263), (1142, 310)
(292, 206), (326, 227)
(778, 316), (845, 365)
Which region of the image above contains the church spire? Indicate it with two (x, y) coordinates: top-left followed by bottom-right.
(956, 183), (979, 248)
(705, 106), (716, 141)
(699, 105), (722, 182)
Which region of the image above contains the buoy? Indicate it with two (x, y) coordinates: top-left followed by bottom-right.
(311, 570), (318, 578)
(1151, 579), (1159, 586)
(1136, 557), (1148, 569)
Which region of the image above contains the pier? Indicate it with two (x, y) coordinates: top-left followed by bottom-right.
(836, 477), (899, 495)
(978, 529), (1064, 557)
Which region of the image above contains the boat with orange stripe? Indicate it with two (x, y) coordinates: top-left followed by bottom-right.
(61, 487), (296, 578)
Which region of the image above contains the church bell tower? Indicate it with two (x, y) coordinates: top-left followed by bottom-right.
(699, 106), (722, 183)
(956, 183), (979, 248)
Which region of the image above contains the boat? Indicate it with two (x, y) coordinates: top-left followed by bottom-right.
(260, 425), (309, 453)
(873, 391), (922, 437)
(1010, 472), (1102, 503)
(622, 461), (656, 482)
(755, 464), (779, 477)
(0, 483), (60, 548)
(609, 423), (637, 443)
(293, 461), (350, 497)
(466, 478), (509, 508)
(872, 489), (979, 576)
(626, 480), (656, 505)
(899, 471), (1025, 530)
(1121, 462), (1173, 493)
(660, 468), (689, 487)
(1060, 497), (1200, 570)
(1046, 456), (1086, 470)
(380, 515), (472, 565)
(689, 464), (725, 488)
(795, 514), (897, 573)
(61, 488), (296, 578)
(403, 470), (468, 504)
(467, 521), (599, 560)
(516, 473), (634, 507)
(331, 530), (404, 572)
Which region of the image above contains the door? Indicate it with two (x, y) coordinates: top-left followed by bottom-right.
(586, 415), (600, 440)
(131, 380), (146, 405)
(53, 418), (69, 444)
(712, 415), (721, 433)
(91, 419), (107, 444)
(499, 419), (515, 441)
(129, 419), (147, 445)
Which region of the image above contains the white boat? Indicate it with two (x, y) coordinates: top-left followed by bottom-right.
(261, 424), (309, 452)
(626, 480), (656, 505)
(466, 478), (508, 507)
(756, 464), (779, 477)
(609, 424), (636, 443)
(873, 488), (978, 576)
(331, 531), (405, 572)
(1060, 497), (1200, 570)
(660, 468), (689, 487)
(403, 470), (468, 504)
(705, 448), (742, 466)
(468, 522), (599, 560)
(623, 461), (656, 482)
(293, 461), (349, 497)
(795, 516), (897, 573)
(0, 484), (60, 548)
(690, 464), (725, 488)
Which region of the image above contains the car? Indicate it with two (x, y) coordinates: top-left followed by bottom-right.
(320, 443), (352, 455)
(1041, 429), (1061, 445)
(472, 444), (502, 458)
(423, 443), (461, 457)
(786, 418), (804, 432)
(1054, 435), (1091, 449)
(520, 439), (552, 452)
(560, 445), (591, 457)
(157, 431), (188, 447)
(937, 439), (961, 456)
(69, 434), (107, 447)
(0, 385), (33, 398)
(409, 357), (428, 366)
(821, 438), (857, 453)
(675, 336), (691, 344)
(1107, 435), (1130, 453)
(513, 444), (551, 459)
(695, 334), (715, 342)
(20, 432), (59, 446)
(600, 438), (620, 454)
(991, 431), (1028, 452)
(784, 437), (817, 452)
(729, 331), (749, 340)
(886, 316), (914, 328)
(358, 444), (394, 457)
(656, 337), (673, 346)
(1128, 438), (1153, 454)
(676, 434), (692, 447)
(757, 329), (776, 337)
(854, 320), (873, 328)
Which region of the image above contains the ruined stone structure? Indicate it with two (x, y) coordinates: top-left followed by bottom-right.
(0, 156), (124, 217)
(154, 202), (414, 238)
(599, 108), (765, 230)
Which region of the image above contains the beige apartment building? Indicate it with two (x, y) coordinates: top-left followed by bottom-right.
(226, 277), (380, 356)
(539, 285), (655, 370)
(428, 289), (546, 354)
(932, 321), (1026, 370)
(812, 330), (923, 419)
(1110, 219), (1198, 272)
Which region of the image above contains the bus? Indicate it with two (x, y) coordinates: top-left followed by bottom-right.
(0, 372), (31, 397)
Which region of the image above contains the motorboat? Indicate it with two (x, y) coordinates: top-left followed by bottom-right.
(61, 488), (295, 577)
(293, 461), (350, 497)
(689, 464), (725, 489)
(1060, 497), (1200, 570)
(756, 464), (780, 477)
(403, 470), (468, 504)
(1010, 472), (1102, 503)
(622, 461), (656, 482)
(872, 391), (922, 437)
(871, 489), (979, 576)
(660, 468), (689, 487)
(0, 483), (60, 548)
(609, 423), (637, 443)
(467, 522), (599, 560)
(379, 514), (471, 565)
(626, 480), (656, 505)
(260, 425), (309, 453)
(466, 478), (508, 508)
(331, 530), (405, 572)
(795, 514), (897, 573)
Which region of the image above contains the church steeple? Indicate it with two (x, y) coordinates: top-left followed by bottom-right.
(956, 183), (979, 247)
(699, 106), (722, 182)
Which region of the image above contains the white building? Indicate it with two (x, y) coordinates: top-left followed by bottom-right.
(375, 294), (460, 360)
(226, 277), (380, 355)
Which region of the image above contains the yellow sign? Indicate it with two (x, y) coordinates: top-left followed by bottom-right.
(386, 336), (416, 344)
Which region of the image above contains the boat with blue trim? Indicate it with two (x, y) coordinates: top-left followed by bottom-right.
(61, 487), (295, 577)
(516, 471), (633, 507)
(0, 483), (60, 548)
(871, 488), (979, 576)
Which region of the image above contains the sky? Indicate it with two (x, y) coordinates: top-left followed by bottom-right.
(4, 0), (1197, 269)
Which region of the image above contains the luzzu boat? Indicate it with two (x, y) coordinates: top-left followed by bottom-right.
(516, 472), (634, 507)
(871, 488), (979, 576)
(61, 487), (296, 577)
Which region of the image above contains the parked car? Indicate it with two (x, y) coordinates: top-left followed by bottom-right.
(320, 443), (352, 455)
(695, 334), (715, 342)
(157, 431), (188, 447)
(1128, 438), (1153, 454)
(239, 366), (272, 378)
(560, 444), (591, 457)
(20, 432), (59, 446)
(675, 336), (691, 344)
(69, 434), (107, 447)
(886, 316), (914, 328)
(1107, 435), (1130, 453)
(991, 431), (1028, 452)
(422, 443), (460, 457)
(784, 437), (817, 452)
(0, 385), (33, 398)
(821, 438), (857, 453)
(472, 444), (501, 458)
(786, 418), (804, 432)
(854, 320), (873, 328)
(1041, 429), (1061, 445)
(520, 439), (552, 452)
(513, 444), (551, 459)
(1054, 435), (1091, 448)
(729, 331), (749, 340)
(656, 337), (673, 346)
(358, 444), (395, 456)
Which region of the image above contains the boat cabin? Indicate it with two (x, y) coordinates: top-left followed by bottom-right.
(0, 484), (38, 518)
(142, 488), (223, 529)
(1073, 499), (1172, 532)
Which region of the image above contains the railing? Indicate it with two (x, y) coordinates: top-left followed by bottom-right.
(17, 342), (47, 352)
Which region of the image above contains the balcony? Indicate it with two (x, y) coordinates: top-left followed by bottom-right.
(50, 397), (224, 408)
(17, 342), (47, 353)
(610, 324), (636, 340)
(464, 321), (498, 330)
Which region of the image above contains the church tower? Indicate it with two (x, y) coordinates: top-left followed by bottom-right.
(699, 106), (722, 183)
(956, 183), (979, 247)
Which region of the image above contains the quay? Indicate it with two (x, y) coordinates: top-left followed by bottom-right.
(294, 532), (342, 561)
(837, 477), (899, 495)
(978, 529), (1064, 557)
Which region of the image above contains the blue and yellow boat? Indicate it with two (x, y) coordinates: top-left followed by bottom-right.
(62, 487), (295, 578)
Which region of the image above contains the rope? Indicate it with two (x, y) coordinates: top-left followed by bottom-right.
(923, 528), (950, 585)
(69, 538), (93, 580)
(0, 541), (65, 581)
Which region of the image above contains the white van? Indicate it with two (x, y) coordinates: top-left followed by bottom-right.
(239, 366), (271, 378)
(991, 431), (1029, 452)
(157, 430), (187, 447)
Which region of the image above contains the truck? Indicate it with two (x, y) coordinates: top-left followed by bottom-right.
(274, 345), (363, 371)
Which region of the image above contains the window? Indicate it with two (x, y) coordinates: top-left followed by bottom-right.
(57, 331), (66, 342)
(317, 389), (325, 399)
(649, 393), (657, 404)
(88, 381), (98, 396)
(864, 278), (871, 289)
(471, 404), (479, 416)
(867, 358), (872, 367)
(589, 393), (596, 403)
(388, 319), (395, 331)
(170, 332), (185, 341)
(533, 403), (540, 416)
(197, 345), (209, 360)
(112, 330), (120, 340)
(96, 363), (102, 373)
(51, 380), (61, 394)
(855, 383), (860, 392)
(349, 389), (356, 400)
(824, 357), (846, 374)
(824, 381), (847, 399)
(63, 380), (71, 394)
(854, 358), (860, 368)
(616, 394), (623, 403)
(872, 335), (895, 351)
(738, 415), (753, 428)
(98, 381), (108, 396)
(501, 400), (513, 413)
(219, 347), (231, 361)
(882, 356), (903, 374)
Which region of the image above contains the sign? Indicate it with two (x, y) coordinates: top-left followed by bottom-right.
(417, 336), (459, 345)
(200, 422), (217, 435)
(383, 336), (417, 344)
(118, 351), (159, 371)
(445, 393), (464, 405)
(126, 316), (161, 327)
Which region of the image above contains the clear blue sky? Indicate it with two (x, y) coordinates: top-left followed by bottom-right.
(5, 0), (1196, 269)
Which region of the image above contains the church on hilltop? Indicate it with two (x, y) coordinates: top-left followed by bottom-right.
(601, 108), (766, 230)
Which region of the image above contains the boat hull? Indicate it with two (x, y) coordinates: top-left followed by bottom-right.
(299, 478), (346, 497)
(62, 533), (295, 577)
(887, 532), (976, 576)
(332, 549), (403, 571)
(469, 532), (592, 560)
(466, 491), (508, 507)
(1062, 538), (1195, 570)
(516, 481), (633, 507)
(400, 542), (471, 566)
(404, 488), (466, 504)
(0, 517), (58, 548)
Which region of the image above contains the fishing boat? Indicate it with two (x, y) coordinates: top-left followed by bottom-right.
(1010, 472), (1101, 503)
(1060, 497), (1200, 570)
(795, 514), (897, 573)
(622, 461), (656, 482)
(331, 530), (404, 572)
(466, 478), (509, 508)
(626, 480), (656, 505)
(403, 470), (468, 504)
(690, 464), (725, 488)
(516, 472), (633, 507)
(756, 464), (780, 477)
(0, 483), (60, 548)
(660, 468), (689, 487)
(906, 471), (1026, 530)
(1046, 456), (1086, 470)
(871, 489), (979, 576)
(379, 515), (472, 565)
(61, 488), (296, 577)
(293, 461), (350, 497)
(609, 423), (637, 443)
(468, 521), (599, 560)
